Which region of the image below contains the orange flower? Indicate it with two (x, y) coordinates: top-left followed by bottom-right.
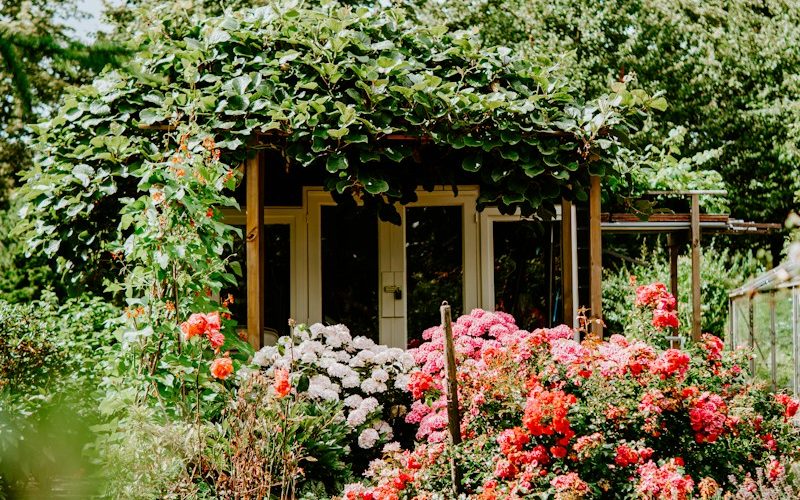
(182, 313), (207, 339)
(210, 357), (234, 380)
(273, 368), (291, 398)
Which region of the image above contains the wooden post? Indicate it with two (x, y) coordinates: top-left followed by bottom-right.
(561, 198), (574, 327)
(440, 301), (462, 495)
(246, 150), (265, 349)
(690, 193), (701, 341)
(749, 298), (755, 375)
(667, 233), (679, 308)
(770, 291), (777, 390)
(589, 176), (603, 336)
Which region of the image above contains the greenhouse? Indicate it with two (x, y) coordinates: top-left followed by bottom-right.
(729, 262), (800, 393)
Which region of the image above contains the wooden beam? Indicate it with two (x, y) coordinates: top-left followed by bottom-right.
(690, 193), (702, 341)
(561, 198), (574, 328)
(246, 150), (265, 349)
(667, 233), (679, 308)
(589, 176), (603, 336)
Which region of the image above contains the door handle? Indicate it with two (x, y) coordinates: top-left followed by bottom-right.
(383, 285), (402, 300)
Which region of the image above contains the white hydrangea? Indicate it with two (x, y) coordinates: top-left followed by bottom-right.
(382, 441), (402, 453)
(343, 394), (363, 409)
(326, 362), (352, 379)
(352, 336), (376, 350)
(359, 397), (380, 414)
(308, 374), (340, 401)
(357, 428), (380, 449)
(360, 378), (387, 394)
(253, 323), (414, 456)
(370, 368), (389, 383)
(372, 420), (393, 440)
(347, 408), (368, 427)
(341, 374), (361, 388)
(394, 373), (410, 391)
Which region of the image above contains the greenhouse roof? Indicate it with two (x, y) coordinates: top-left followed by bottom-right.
(729, 261), (800, 298)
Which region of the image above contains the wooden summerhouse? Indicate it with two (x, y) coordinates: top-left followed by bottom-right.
(223, 147), (606, 350)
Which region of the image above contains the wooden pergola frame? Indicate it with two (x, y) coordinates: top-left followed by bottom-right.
(602, 190), (780, 341)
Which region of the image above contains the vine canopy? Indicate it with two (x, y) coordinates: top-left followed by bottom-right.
(15, 1), (665, 279)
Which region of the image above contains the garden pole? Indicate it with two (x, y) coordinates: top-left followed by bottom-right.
(440, 301), (462, 495)
(690, 193), (702, 341)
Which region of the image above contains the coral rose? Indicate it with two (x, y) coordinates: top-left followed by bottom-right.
(183, 313), (207, 339)
(274, 368), (291, 398)
(210, 357), (234, 380)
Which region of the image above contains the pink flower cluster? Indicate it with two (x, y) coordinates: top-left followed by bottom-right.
(637, 458), (695, 499)
(181, 311), (225, 351)
(689, 392), (730, 443)
(550, 472), (589, 497)
(635, 282), (679, 330)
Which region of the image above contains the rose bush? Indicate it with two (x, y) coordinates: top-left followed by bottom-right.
(344, 294), (800, 499)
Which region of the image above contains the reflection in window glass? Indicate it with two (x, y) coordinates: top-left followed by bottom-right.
(493, 221), (562, 331)
(222, 224), (292, 341)
(406, 206), (463, 347)
(322, 206), (379, 341)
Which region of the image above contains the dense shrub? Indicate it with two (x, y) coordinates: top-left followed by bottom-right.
(344, 304), (800, 499)
(0, 293), (119, 497)
(603, 243), (764, 339)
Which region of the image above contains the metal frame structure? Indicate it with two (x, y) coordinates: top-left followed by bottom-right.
(729, 262), (800, 393)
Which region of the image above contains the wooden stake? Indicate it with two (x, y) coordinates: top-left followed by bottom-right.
(561, 198), (574, 328)
(440, 301), (462, 495)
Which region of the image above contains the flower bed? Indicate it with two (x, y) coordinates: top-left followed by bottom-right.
(343, 292), (800, 498)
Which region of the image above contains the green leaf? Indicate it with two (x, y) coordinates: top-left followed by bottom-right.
(462, 155), (483, 172)
(326, 154), (348, 172)
(649, 97), (668, 112)
(363, 178), (389, 194)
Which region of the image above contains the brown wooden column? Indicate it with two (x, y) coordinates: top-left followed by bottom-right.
(561, 198), (574, 327)
(667, 233), (679, 308)
(246, 150), (265, 349)
(589, 176), (603, 336)
(690, 193), (701, 341)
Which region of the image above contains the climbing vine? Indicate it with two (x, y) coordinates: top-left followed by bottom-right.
(15, 2), (665, 280)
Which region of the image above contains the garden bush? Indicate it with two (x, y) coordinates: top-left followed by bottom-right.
(0, 293), (119, 498)
(254, 323), (416, 472)
(603, 242), (765, 339)
(343, 292), (800, 498)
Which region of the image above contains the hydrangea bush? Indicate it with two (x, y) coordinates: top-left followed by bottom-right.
(254, 323), (415, 460)
(343, 292), (800, 499)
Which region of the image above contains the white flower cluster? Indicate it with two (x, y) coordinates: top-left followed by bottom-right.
(253, 323), (415, 449)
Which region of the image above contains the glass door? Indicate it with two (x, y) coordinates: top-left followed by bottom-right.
(379, 189), (480, 348)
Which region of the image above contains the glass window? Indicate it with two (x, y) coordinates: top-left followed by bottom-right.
(321, 205), (379, 340)
(222, 224), (292, 340)
(405, 206), (463, 346)
(492, 220), (562, 331)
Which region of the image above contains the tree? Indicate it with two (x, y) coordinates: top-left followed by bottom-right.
(0, 0), (124, 206)
(412, 0), (800, 259)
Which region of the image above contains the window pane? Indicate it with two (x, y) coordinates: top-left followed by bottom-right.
(222, 224), (292, 341)
(493, 220), (562, 330)
(321, 205), (379, 340)
(406, 206), (463, 347)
